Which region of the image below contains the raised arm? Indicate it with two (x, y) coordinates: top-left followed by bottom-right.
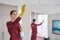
(36, 19), (44, 26)
(14, 4), (26, 22)
(18, 4), (26, 18)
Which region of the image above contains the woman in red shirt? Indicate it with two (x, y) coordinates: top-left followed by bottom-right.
(31, 19), (44, 40)
(6, 4), (26, 40)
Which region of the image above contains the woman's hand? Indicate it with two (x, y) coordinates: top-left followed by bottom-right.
(21, 4), (26, 13)
(19, 4), (26, 18)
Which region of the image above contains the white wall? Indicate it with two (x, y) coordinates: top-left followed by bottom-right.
(0, 3), (17, 40)
(48, 14), (60, 40)
(26, 4), (60, 14)
(21, 6), (31, 40)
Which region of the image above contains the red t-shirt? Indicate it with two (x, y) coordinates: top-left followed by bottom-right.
(6, 17), (22, 40)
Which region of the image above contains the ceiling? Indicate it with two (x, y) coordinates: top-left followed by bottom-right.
(40, 0), (60, 5)
(0, 0), (60, 6)
(0, 0), (19, 6)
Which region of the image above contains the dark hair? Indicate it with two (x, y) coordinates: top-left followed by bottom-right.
(10, 10), (17, 15)
(33, 19), (36, 22)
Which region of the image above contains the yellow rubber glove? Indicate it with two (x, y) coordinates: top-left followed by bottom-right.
(19, 4), (26, 18)
(20, 27), (24, 32)
(20, 27), (24, 38)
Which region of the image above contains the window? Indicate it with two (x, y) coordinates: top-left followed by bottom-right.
(37, 15), (48, 38)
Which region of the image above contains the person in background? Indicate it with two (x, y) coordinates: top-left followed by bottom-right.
(31, 19), (44, 40)
(6, 4), (26, 40)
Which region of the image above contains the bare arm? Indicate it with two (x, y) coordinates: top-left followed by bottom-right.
(36, 19), (44, 26)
